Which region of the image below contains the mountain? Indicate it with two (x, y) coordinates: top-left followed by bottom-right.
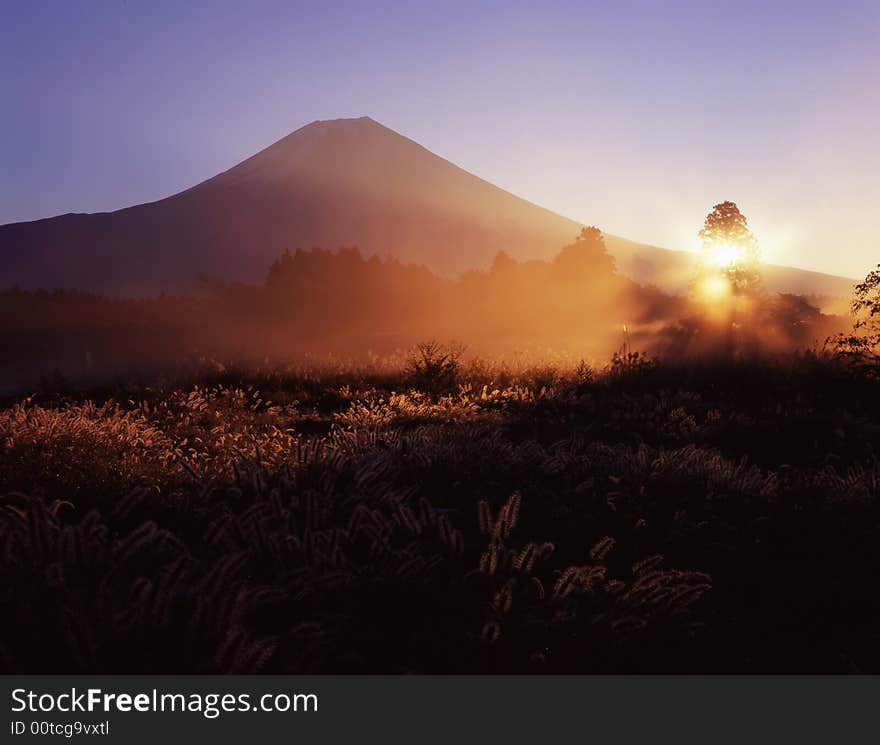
(0, 116), (857, 299)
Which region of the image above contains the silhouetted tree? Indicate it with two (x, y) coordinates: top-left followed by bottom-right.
(831, 265), (880, 365)
(697, 201), (762, 295)
(490, 250), (518, 276)
(553, 226), (616, 278)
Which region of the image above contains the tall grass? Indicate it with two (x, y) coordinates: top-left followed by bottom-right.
(2, 353), (880, 672)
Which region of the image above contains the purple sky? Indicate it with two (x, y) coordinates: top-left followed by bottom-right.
(2, 0), (878, 277)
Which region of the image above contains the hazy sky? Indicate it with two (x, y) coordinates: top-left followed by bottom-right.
(2, 0), (878, 277)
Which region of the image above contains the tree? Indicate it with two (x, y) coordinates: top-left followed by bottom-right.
(490, 250), (518, 276)
(552, 226), (616, 278)
(831, 265), (880, 364)
(697, 201), (762, 296)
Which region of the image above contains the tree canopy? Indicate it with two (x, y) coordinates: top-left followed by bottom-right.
(697, 201), (762, 296)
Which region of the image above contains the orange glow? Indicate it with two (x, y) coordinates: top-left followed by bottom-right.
(696, 274), (731, 301)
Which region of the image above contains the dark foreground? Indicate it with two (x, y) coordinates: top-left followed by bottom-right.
(3, 354), (880, 673)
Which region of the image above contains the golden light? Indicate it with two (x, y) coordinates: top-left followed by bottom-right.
(710, 243), (743, 267)
(694, 274), (733, 318)
(696, 274), (731, 301)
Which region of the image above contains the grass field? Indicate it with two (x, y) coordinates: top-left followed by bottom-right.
(3, 351), (880, 673)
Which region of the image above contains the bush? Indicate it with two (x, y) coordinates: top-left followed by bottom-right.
(404, 341), (463, 394)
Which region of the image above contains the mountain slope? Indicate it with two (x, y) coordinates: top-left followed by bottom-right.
(0, 116), (857, 298)
(605, 235), (856, 299)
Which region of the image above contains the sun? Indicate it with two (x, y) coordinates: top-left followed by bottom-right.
(710, 243), (742, 267)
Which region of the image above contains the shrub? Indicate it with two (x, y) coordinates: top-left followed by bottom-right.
(404, 341), (464, 394)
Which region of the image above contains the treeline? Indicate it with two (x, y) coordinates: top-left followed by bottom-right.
(0, 229), (845, 388)
(255, 227), (679, 354)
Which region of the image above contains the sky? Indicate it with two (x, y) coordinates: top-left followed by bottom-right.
(2, 0), (879, 278)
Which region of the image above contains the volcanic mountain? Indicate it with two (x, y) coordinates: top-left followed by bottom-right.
(0, 116), (856, 298)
